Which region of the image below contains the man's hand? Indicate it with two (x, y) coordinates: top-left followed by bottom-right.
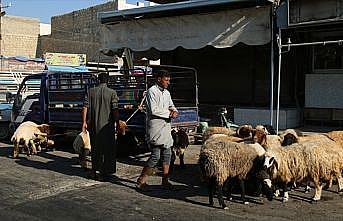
(82, 122), (87, 132)
(170, 110), (178, 119)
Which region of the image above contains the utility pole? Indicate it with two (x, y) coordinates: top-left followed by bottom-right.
(0, 0), (2, 56)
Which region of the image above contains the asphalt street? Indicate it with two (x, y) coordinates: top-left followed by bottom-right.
(0, 142), (343, 221)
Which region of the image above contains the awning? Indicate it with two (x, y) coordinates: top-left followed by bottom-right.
(99, 3), (272, 53)
(46, 65), (89, 73)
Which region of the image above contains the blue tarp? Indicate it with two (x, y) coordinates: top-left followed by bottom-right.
(46, 65), (89, 73)
(1, 56), (45, 63)
(0, 103), (13, 110)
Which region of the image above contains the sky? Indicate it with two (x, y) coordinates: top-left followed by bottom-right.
(2, 0), (145, 24)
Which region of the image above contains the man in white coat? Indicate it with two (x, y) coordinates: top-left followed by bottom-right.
(136, 69), (178, 190)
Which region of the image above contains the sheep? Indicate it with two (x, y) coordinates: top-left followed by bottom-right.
(236, 125), (253, 138)
(116, 120), (139, 156)
(255, 124), (277, 135)
(32, 133), (55, 152)
(199, 139), (273, 209)
(326, 130), (343, 147)
(11, 121), (50, 158)
(170, 128), (189, 171)
(202, 127), (235, 143)
(262, 135), (343, 202)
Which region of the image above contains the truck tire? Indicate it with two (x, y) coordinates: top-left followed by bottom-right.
(0, 122), (9, 140)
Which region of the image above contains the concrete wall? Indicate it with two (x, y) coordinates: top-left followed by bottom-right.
(37, 1), (116, 62)
(40, 23), (51, 36)
(0, 15), (40, 58)
(38, 0), (146, 62)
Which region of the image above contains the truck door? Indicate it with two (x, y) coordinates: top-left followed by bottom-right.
(12, 74), (43, 125)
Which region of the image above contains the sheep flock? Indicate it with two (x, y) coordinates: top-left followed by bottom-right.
(199, 124), (343, 209)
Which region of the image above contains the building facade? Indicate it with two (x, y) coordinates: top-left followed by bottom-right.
(281, 0), (343, 125)
(0, 15), (40, 58)
(37, 0), (150, 62)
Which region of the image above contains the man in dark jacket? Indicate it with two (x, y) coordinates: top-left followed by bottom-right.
(82, 72), (119, 181)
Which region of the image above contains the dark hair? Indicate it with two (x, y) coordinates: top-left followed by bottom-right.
(98, 72), (109, 83)
(153, 69), (170, 78)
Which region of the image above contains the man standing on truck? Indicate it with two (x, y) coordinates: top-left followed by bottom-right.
(82, 72), (119, 181)
(136, 69), (178, 190)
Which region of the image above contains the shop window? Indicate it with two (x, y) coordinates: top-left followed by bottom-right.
(313, 45), (343, 73)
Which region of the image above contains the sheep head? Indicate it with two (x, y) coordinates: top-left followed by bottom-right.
(37, 124), (50, 134)
(236, 124), (253, 138)
(280, 129), (299, 146)
(253, 129), (267, 147)
(172, 128), (189, 155)
(263, 154), (279, 178)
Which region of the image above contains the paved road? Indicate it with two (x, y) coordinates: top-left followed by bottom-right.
(0, 142), (343, 221)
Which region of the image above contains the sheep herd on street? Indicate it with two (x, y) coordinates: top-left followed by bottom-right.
(9, 120), (343, 210)
(199, 125), (343, 209)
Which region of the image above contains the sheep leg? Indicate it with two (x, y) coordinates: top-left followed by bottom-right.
(208, 177), (215, 207)
(170, 151), (176, 173)
(225, 179), (235, 201)
(305, 185), (311, 193)
(24, 140), (31, 156)
(13, 141), (19, 158)
(282, 183), (289, 203)
(323, 177), (333, 190)
(239, 179), (248, 205)
(312, 181), (323, 202)
(216, 183), (228, 209)
(336, 176), (343, 193)
(29, 139), (37, 155)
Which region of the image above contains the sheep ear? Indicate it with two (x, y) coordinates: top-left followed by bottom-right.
(272, 157), (279, 171)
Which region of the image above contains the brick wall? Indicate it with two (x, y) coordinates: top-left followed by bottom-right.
(37, 1), (117, 62)
(0, 15), (40, 58)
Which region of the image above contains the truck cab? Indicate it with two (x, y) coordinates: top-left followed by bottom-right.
(10, 66), (96, 136)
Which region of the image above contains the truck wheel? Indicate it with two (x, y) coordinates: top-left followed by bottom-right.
(0, 123), (9, 140)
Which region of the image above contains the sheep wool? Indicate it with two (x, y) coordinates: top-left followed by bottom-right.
(200, 141), (260, 184)
(265, 135), (343, 201)
(202, 127), (235, 143)
(11, 121), (50, 157)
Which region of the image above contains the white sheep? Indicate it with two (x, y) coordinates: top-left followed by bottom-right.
(11, 121), (50, 158)
(202, 127), (235, 143)
(263, 135), (343, 202)
(199, 138), (273, 209)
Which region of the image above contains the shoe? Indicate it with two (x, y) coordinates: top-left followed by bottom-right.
(136, 167), (154, 191)
(162, 177), (173, 190)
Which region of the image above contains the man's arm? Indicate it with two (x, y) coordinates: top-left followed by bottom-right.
(82, 90), (89, 132)
(111, 91), (120, 130)
(168, 92), (178, 119)
(82, 107), (88, 132)
(146, 88), (170, 118)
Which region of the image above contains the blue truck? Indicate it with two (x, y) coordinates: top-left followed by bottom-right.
(10, 65), (199, 153)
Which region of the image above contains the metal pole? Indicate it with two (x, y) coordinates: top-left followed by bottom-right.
(276, 28), (282, 134)
(269, 5), (274, 127)
(281, 39), (343, 48)
(0, 0), (2, 56)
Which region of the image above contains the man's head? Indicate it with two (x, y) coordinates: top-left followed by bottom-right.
(98, 72), (109, 84)
(154, 69), (171, 89)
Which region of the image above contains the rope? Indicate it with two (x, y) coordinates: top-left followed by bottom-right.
(125, 94), (146, 124)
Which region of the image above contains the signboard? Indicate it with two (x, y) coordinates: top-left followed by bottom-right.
(45, 52), (86, 67)
(288, 0), (343, 26)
